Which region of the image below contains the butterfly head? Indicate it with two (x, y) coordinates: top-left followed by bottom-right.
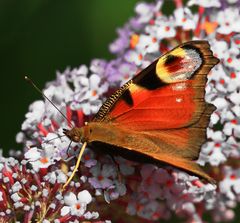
(63, 127), (83, 142)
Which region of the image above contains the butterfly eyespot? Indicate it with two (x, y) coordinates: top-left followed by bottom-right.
(156, 46), (203, 84)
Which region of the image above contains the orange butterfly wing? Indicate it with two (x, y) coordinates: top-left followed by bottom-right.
(94, 41), (218, 131)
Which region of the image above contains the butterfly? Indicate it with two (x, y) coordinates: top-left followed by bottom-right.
(63, 40), (219, 188)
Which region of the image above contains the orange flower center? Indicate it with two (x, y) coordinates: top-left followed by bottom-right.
(230, 72), (236, 78)
(201, 21), (218, 34)
(227, 58), (232, 63)
(75, 203), (81, 209)
(219, 79), (225, 84)
(92, 90), (97, 96)
(130, 34), (140, 49)
(84, 154), (90, 161)
(165, 26), (170, 32)
(166, 180), (173, 187)
(138, 54), (143, 60)
(98, 175), (104, 181)
(234, 39), (240, 44)
(152, 37), (157, 43)
(149, 19), (155, 25)
(40, 157), (49, 164)
(182, 18), (187, 22)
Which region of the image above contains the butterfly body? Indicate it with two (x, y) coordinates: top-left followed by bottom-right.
(64, 40), (219, 184)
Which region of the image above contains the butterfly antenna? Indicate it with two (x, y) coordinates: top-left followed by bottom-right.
(43, 135), (67, 144)
(28, 135), (67, 148)
(24, 76), (73, 128)
(63, 141), (87, 190)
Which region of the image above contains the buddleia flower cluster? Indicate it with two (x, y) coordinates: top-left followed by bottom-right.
(1, 0), (240, 222)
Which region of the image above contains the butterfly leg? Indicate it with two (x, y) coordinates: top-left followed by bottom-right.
(109, 154), (123, 183)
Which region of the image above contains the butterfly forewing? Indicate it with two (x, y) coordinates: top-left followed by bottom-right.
(93, 40), (219, 131)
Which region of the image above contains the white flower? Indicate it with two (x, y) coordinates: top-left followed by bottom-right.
(61, 190), (92, 217)
(219, 167), (240, 200)
(134, 1), (163, 24)
(199, 142), (227, 166)
(21, 101), (45, 131)
(135, 2), (155, 23)
(24, 147), (54, 171)
(124, 50), (146, 66)
(211, 40), (229, 60)
(44, 170), (67, 184)
(223, 120), (240, 137)
(11, 193), (21, 202)
(11, 182), (22, 193)
(44, 83), (73, 106)
(209, 148), (227, 166)
(132, 34), (159, 54)
(229, 91), (240, 105)
(146, 16), (176, 40)
(24, 147), (41, 161)
(216, 7), (240, 34)
(187, 0), (221, 8)
(117, 62), (138, 85)
(174, 7), (197, 30)
(212, 98), (229, 110)
(210, 112), (220, 125)
(84, 211), (99, 219)
(71, 73), (109, 115)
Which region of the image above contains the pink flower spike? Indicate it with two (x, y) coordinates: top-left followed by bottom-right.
(66, 106), (72, 127)
(37, 123), (49, 137)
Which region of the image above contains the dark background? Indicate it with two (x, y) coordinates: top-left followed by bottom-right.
(0, 0), (146, 152)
